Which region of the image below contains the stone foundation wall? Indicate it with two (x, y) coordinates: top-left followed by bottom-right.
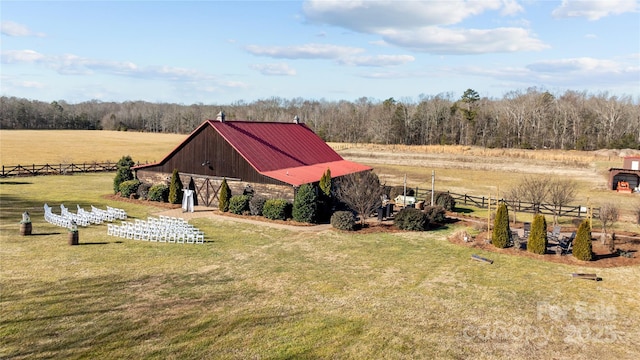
(136, 170), (295, 208)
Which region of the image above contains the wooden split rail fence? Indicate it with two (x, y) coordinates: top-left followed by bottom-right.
(0, 162), (149, 178)
(414, 188), (599, 219)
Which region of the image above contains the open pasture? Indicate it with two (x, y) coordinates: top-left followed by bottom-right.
(1, 130), (639, 226)
(2, 130), (640, 359)
(0, 130), (185, 165)
(1, 173), (640, 359)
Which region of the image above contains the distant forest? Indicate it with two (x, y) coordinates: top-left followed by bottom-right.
(1, 87), (639, 150)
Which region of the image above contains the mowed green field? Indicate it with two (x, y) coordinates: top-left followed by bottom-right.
(1, 173), (639, 359)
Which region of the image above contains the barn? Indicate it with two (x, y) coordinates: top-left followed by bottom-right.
(133, 113), (373, 207)
(608, 155), (640, 191)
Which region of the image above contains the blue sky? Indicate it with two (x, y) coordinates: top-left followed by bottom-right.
(1, 0), (639, 104)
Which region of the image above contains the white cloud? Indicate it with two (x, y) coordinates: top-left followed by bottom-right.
(500, 0), (525, 16)
(380, 26), (549, 54)
(250, 63), (297, 76)
(339, 54), (415, 67)
(552, 0), (639, 20)
(302, 0), (516, 31)
(527, 57), (625, 73)
(1, 49), (248, 91)
(357, 69), (430, 79)
(0, 21), (46, 37)
(245, 43), (364, 59)
(302, 0), (543, 55)
(19, 80), (46, 89)
(1, 49), (46, 63)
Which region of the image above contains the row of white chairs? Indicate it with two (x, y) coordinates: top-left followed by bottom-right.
(74, 205), (127, 223)
(106, 216), (204, 244)
(59, 204), (91, 226)
(105, 206), (127, 220)
(44, 204), (73, 228)
(44, 203), (128, 229)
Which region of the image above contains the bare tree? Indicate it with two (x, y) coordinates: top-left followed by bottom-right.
(548, 178), (577, 226)
(333, 171), (385, 225)
(505, 186), (524, 225)
(599, 202), (619, 251)
(519, 176), (551, 214)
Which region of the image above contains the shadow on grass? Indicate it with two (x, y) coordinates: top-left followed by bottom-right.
(0, 181), (33, 185)
(454, 207), (474, 214)
(30, 232), (63, 236)
(0, 194), (47, 223)
(78, 241), (123, 245)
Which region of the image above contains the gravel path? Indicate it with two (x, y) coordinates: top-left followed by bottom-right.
(154, 206), (334, 232)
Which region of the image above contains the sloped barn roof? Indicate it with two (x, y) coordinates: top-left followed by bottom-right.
(211, 120), (371, 186)
(134, 119), (372, 186)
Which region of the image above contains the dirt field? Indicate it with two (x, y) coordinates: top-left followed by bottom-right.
(339, 146), (632, 186)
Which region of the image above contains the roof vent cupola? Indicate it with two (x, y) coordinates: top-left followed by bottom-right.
(294, 115), (300, 124)
(216, 111), (225, 122)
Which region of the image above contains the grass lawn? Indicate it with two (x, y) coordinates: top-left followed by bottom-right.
(1, 174), (639, 359)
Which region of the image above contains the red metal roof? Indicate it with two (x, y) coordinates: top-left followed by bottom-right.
(208, 120), (372, 186)
(210, 120), (342, 172)
(210, 120), (372, 185)
(134, 119), (372, 186)
(261, 160), (372, 187)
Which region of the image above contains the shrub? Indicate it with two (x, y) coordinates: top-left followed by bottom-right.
(292, 184), (318, 223)
(434, 191), (456, 211)
(331, 211), (356, 231)
(423, 206), (446, 224)
(262, 199), (291, 220)
(262, 199), (291, 221)
(527, 214), (548, 255)
(249, 195), (267, 216)
(573, 220), (593, 261)
(168, 169), (183, 204)
(319, 168), (332, 197)
(148, 184), (168, 202)
(389, 186), (414, 200)
(136, 182), (151, 200)
(219, 178), (231, 212)
(394, 207), (428, 231)
(317, 169), (333, 223)
(113, 155), (134, 194)
(119, 179), (141, 198)
(491, 202), (510, 248)
(229, 195), (251, 215)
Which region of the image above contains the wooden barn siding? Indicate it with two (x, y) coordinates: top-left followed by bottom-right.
(141, 125), (288, 186)
(136, 169), (294, 207)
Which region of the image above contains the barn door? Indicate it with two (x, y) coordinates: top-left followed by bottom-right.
(195, 177), (222, 207)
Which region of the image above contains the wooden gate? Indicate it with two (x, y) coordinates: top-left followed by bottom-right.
(185, 174), (241, 207)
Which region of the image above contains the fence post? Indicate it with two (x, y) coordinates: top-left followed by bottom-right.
(482, 196), (485, 208)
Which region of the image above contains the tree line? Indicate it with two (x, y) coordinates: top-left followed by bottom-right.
(1, 87), (638, 150)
